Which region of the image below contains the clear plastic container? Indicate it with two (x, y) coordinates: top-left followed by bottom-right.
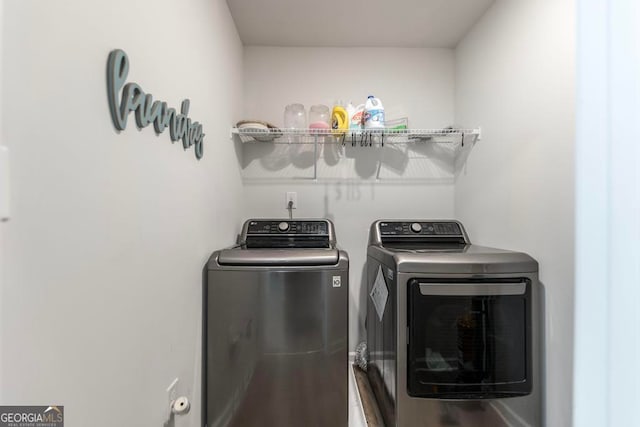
(284, 103), (307, 130)
(308, 104), (331, 132)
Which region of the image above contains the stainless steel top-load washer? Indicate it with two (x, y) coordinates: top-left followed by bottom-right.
(366, 220), (542, 427)
(205, 219), (348, 427)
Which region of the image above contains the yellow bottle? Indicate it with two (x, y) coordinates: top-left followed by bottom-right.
(331, 104), (349, 135)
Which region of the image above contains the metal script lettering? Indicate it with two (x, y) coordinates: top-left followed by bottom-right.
(107, 49), (205, 159)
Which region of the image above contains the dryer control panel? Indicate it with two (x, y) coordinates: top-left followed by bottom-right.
(379, 221), (462, 236)
(371, 220), (470, 247)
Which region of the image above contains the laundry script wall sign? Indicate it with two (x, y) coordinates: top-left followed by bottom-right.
(107, 49), (205, 159)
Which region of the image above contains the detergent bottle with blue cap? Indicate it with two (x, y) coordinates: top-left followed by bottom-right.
(364, 95), (385, 130)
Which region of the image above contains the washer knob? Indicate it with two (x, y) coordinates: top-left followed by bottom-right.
(410, 222), (422, 233)
(278, 221), (290, 232)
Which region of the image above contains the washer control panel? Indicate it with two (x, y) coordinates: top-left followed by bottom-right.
(379, 221), (462, 236)
(247, 220), (329, 235)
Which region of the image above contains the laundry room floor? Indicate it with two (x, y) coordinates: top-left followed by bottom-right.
(350, 358), (394, 427)
(350, 363), (386, 427)
(349, 362), (368, 427)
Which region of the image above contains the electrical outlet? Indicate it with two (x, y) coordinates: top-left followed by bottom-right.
(167, 378), (178, 400)
(167, 378), (178, 406)
(0, 146), (9, 221)
(165, 378), (179, 420)
(286, 192), (297, 209)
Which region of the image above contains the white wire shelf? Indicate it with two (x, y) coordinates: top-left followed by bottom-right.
(231, 127), (481, 146)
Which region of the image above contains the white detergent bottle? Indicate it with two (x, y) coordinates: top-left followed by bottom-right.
(364, 95), (385, 130)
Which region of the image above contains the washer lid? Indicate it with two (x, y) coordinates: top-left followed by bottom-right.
(217, 248), (340, 266)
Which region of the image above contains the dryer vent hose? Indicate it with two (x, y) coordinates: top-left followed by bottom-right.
(355, 342), (368, 371)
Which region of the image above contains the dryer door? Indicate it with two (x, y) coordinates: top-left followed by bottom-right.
(407, 278), (532, 399)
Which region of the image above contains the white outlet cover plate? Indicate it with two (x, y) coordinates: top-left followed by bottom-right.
(286, 192), (297, 209)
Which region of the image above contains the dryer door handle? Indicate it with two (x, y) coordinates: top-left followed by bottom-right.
(418, 282), (526, 296)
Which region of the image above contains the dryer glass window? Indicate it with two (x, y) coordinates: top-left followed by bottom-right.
(407, 279), (531, 398)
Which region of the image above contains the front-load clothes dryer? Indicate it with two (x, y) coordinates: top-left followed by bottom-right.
(366, 220), (542, 427)
(205, 219), (348, 427)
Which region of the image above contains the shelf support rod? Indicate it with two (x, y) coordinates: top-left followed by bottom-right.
(313, 133), (318, 180)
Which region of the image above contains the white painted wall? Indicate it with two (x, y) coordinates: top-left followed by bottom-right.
(0, 1), (243, 426)
(242, 47), (457, 349)
(454, 1), (575, 426)
(244, 47), (454, 130)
